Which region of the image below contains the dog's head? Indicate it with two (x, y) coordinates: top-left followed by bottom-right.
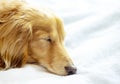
(25, 9), (77, 75)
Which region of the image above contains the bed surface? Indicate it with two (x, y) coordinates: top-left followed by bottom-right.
(0, 0), (120, 84)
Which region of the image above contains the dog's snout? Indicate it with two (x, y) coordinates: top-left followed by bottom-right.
(65, 66), (77, 75)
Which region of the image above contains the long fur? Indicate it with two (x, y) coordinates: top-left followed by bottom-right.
(0, 0), (75, 76)
(0, 0), (32, 69)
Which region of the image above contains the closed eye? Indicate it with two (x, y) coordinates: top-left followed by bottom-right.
(46, 38), (52, 42)
(38, 37), (52, 43)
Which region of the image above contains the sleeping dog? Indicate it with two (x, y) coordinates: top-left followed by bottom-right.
(0, 0), (76, 75)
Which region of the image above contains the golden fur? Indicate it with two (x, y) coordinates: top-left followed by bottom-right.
(0, 0), (75, 75)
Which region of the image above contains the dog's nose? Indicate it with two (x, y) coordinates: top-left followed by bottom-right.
(65, 66), (77, 75)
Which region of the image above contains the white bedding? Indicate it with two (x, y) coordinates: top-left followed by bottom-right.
(0, 0), (120, 84)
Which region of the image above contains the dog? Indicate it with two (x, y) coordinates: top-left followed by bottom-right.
(0, 0), (77, 75)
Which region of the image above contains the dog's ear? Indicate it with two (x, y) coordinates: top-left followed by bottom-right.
(55, 17), (65, 42)
(0, 19), (32, 69)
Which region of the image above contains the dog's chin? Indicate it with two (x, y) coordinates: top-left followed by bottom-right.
(52, 72), (67, 76)
(46, 68), (67, 76)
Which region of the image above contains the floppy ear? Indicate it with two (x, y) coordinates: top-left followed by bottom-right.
(0, 19), (32, 69)
(55, 17), (65, 42)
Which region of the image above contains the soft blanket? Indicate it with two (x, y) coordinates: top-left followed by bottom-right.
(0, 0), (120, 84)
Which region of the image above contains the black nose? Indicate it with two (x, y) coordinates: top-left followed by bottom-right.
(65, 66), (77, 75)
